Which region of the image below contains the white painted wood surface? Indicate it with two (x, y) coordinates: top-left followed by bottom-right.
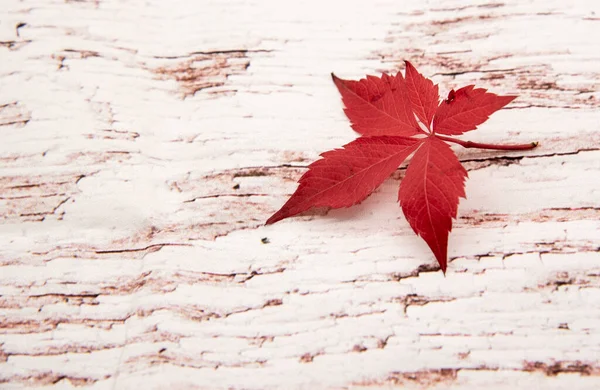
(1, 0), (600, 388)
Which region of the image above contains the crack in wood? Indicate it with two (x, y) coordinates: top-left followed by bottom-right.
(94, 243), (192, 255)
(151, 50), (252, 98)
(0, 102), (31, 127)
(523, 360), (600, 376)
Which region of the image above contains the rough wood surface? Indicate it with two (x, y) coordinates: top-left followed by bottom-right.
(1, 0), (599, 389)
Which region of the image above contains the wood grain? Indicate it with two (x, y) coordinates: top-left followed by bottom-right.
(1, 0), (599, 388)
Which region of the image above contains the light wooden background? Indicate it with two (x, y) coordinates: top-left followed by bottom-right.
(1, 0), (599, 389)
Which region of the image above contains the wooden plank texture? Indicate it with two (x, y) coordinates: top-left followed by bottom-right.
(1, 0), (599, 389)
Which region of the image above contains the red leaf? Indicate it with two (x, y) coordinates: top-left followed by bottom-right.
(267, 62), (536, 273)
(398, 137), (467, 273)
(404, 61), (439, 130)
(433, 85), (516, 135)
(331, 73), (421, 136)
(266, 136), (421, 225)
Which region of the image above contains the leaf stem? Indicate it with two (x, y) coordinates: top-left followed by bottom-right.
(436, 135), (539, 151)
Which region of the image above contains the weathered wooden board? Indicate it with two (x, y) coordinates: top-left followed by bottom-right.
(1, 0), (599, 388)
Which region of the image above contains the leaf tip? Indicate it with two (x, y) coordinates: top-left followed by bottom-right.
(265, 214), (281, 226)
(331, 72), (345, 90)
(505, 94), (518, 105)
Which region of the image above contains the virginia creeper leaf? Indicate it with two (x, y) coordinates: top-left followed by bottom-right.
(433, 85), (516, 135)
(266, 136), (420, 225)
(267, 61), (536, 273)
(331, 72), (421, 136)
(398, 137), (467, 273)
(404, 61), (439, 130)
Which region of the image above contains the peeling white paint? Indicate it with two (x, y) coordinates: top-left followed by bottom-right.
(1, 0), (600, 389)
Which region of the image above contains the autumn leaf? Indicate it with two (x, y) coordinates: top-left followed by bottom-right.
(433, 85), (517, 135)
(398, 137), (467, 273)
(404, 60), (439, 130)
(331, 72), (420, 136)
(266, 136), (420, 225)
(267, 61), (537, 273)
